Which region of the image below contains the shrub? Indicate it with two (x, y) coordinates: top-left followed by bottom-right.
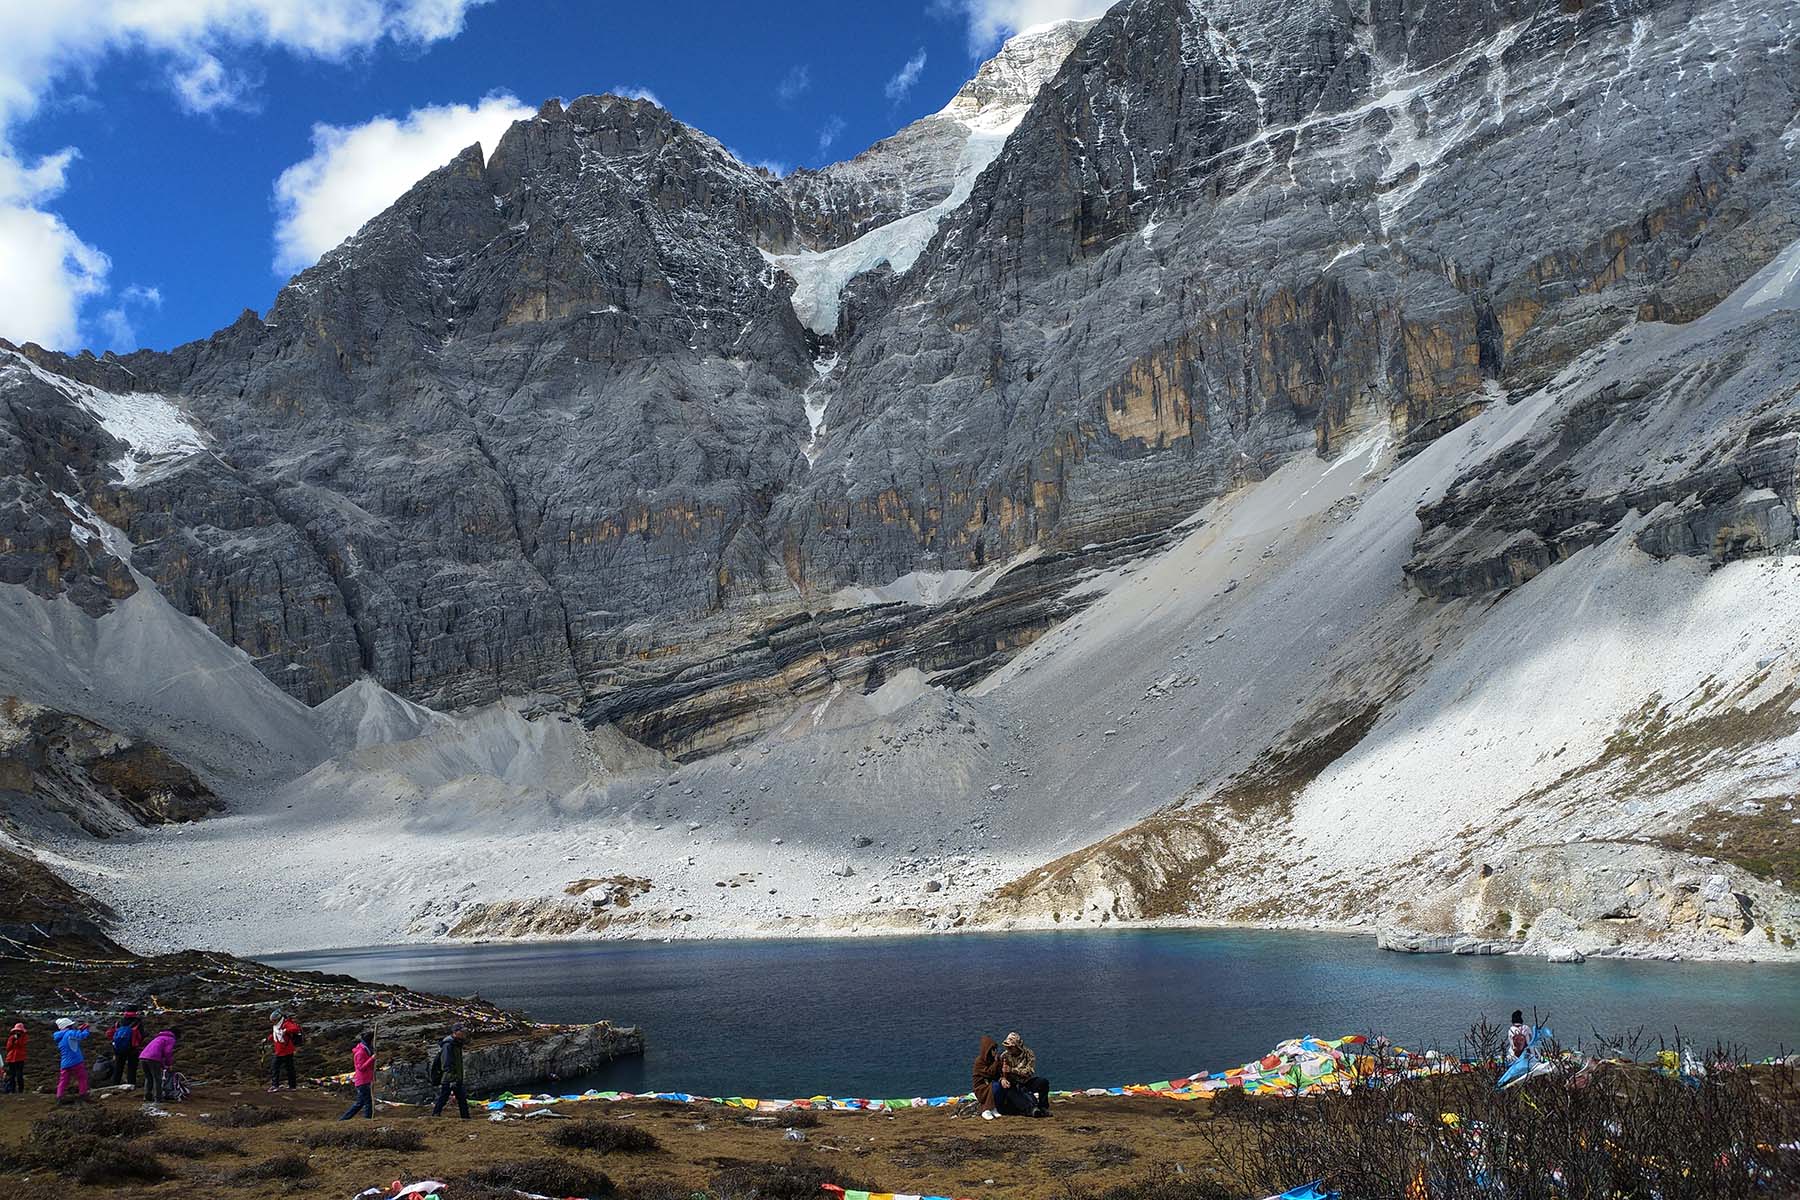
(618, 1182), (707, 1200)
(1088, 1141), (1139, 1168)
(459, 1157), (614, 1198)
(29, 1105), (157, 1143)
(710, 1157), (872, 1200)
(146, 1134), (246, 1158)
(12, 1104), (168, 1183)
(1056, 1168), (1238, 1200)
(304, 1124), (425, 1152)
(545, 1118), (663, 1154)
(71, 1142), (168, 1186)
(1206, 1086), (1251, 1120)
(200, 1103), (291, 1128)
(1047, 1140), (1141, 1177)
(769, 1109), (820, 1129)
(226, 1152), (313, 1183)
(1192, 1028), (1800, 1200)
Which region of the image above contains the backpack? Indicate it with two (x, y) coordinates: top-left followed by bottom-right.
(289, 1028), (304, 1049)
(428, 1047), (443, 1085)
(1511, 1027), (1530, 1058)
(112, 1024), (136, 1052)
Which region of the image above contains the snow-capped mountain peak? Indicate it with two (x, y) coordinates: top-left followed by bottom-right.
(938, 18), (1098, 130)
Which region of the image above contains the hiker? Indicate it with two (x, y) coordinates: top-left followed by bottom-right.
(53, 1018), (93, 1103)
(4, 1022), (25, 1094)
(267, 1009), (303, 1091)
(1506, 1011), (1531, 1063)
(139, 1027), (179, 1103)
(430, 1023), (470, 1119)
(972, 1035), (1001, 1120)
(994, 1031), (1049, 1117)
(339, 1030), (376, 1120)
(108, 1008), (144, 1087)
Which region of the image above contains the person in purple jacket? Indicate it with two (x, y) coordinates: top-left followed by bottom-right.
(139, 1028), (180, 1103)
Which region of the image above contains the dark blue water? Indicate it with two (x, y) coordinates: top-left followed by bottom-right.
(264, 929), (1800, 1100)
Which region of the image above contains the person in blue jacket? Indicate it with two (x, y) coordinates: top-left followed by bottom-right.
(53, 1018), (94, 1103)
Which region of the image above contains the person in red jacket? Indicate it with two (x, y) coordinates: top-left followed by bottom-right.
(4, 1023), (25, 1094)
(266, 1009), (303, 1092)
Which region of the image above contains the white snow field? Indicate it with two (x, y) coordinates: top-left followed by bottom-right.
(764, 118), (1018, 337)
(3, 351), (207, 487)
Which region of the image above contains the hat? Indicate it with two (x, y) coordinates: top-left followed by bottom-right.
(10, 1023), (23, 1033)
(451, 1022), (467, 1034)
(1003, 1032), (1021, 1047)
(270, 1009), (283, 1020)
(55, 1018), (74, 1030)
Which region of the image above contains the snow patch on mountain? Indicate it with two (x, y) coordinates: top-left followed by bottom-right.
(765, 123), (1017, 336)
(765, 19), (1093, 335)
(3, 351), (206, 487)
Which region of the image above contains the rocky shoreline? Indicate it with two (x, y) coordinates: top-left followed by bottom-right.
(0, 845), (646, 1100)
(378, 1022), (646, 1105)
(279, 908), (1800, 967)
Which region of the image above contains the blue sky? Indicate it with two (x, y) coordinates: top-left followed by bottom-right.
(0, 0), (1107, 355)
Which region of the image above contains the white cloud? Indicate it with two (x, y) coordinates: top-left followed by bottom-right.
(93, 282), (162, 351)
(937, 0), (1112, 52)
(272, 92), (531, 273)
(0, 200), (109, 348)
(0, 0), (491, 349)
(0, 2), (493, 130)
(610, 83), (662, 107)
(0, 145), (77, 203)
(0, 144), (106, 347)
(170, 53), (254, 113)
(884, 48), (928, 101)
(816, 114), (846, 158)
(777, 64), (811, 105)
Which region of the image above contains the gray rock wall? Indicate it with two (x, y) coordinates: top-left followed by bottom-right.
(0, 0), (1794, 756)
(377, 1022), (645, 1105)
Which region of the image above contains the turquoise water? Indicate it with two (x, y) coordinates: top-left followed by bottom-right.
(265, 929), (1800, 1100)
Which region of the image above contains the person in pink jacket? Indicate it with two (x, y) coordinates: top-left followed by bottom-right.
(138, 1028), (179, 1103)
(338, 1030), (376, 1120)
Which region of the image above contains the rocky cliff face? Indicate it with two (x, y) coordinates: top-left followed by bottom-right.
(0, 696), (221, 837)
(2, 0), (1799, 958)
(780, 0), (1800, 596)
(0, 843), (121, 952)
(8, 0), (1792, 739)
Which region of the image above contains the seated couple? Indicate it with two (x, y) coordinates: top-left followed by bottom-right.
(972, 1031), (1049, 1119)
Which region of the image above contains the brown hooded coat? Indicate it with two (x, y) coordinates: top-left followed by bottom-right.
(971, 1036), (1000, 1110)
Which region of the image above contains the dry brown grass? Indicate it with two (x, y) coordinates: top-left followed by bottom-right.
(1659, 800), (1800, 894)
(0, 1086), (1248, 1200)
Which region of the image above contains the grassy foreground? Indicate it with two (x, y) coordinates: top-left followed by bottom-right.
(0, 1087), (1254, 1200)
(1, 1052), (1797, 1200)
